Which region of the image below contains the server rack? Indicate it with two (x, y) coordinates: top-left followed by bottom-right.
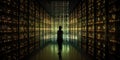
(81, 0), (87, 50)
(69, 7), (80, 46)
(0, 0), (51, 60)
(69, 12), (73, 43)
(87, 0), (95, 57)
(35, 2), (40, 50)
(0, 0), (19, 60)
(95, 0), (106, 59)
(108, 0), (120, 59)
(39, 8), (44, 47)
(19, 0), (30, 59)
(74, 8), (78, 46)
(70, 0), (120, 59)
(77, 2), (82, 48)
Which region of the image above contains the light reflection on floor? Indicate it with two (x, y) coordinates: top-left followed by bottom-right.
(28, 44), (89, 60)
(50, 44), (70, 54)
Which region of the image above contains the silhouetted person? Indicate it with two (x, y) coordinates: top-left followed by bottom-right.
(57, 26), (63, 55)
(58, 54), (62, 60)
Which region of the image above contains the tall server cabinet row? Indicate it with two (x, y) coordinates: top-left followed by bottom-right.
(69, 8), (80, 46)
(69, 0), (120, 60)
(0, 0), (51, 60)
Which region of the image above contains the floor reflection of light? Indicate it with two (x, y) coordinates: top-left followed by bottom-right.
(50, 44), (70, 54)
(51, 45), (53, 52)
(50, 45), (58, 53)
(62, 45), (70, 53)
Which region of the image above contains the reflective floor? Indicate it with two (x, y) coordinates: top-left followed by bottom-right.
(27, 44), (91, 60)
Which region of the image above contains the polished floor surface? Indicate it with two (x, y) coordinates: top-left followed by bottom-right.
(27, 44), (91, 60)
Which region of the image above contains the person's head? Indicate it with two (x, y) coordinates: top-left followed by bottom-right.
(59, 26), (62, 30)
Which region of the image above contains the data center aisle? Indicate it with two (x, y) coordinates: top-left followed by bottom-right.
(27, 44), (91, 60)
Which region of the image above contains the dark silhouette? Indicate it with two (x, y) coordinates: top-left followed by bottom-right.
(57, 26), (63, 60)
(58, 54), (62, 60)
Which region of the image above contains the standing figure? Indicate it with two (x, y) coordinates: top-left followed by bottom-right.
(57, 26), (63, 54)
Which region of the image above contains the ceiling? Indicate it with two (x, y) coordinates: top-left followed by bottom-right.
(38, 0), (80, 17)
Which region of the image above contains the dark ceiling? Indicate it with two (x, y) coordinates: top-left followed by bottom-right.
(38, 0), (80, 17)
